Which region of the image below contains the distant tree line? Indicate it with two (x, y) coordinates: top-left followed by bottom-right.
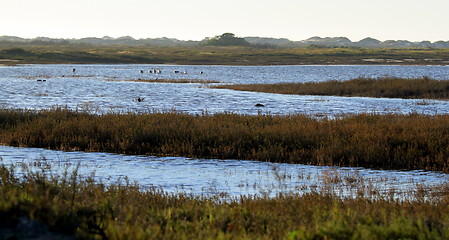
(1, 33), (449, 48)
(203, 33), (251, 47)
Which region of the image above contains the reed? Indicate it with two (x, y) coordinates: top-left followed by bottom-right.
(213, 77), (449, 100)
(1, 162), (449, 239)
(1, 108), (449, 172)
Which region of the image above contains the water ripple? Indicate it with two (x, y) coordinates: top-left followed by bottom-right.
(1, 64), (449, 116)
(1, 145), (448, 198)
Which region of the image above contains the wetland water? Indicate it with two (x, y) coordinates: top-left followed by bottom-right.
(1, 64), (449, 115)
(1, 64), (449, 197)
(1, 145), (448, 198)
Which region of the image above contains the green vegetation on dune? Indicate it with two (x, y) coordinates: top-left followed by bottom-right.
(214, 77), (449, 100)
(2, 108), (449, 172)
(1, 45), (449, 65)
(203, 33), (251, 47)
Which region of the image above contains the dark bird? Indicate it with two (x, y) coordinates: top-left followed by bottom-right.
(255, 103), (265, 107)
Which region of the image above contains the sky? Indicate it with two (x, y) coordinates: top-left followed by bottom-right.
(1, 0), (448, 42)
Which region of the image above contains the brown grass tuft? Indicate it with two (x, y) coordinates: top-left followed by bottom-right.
(213, 77), (449, 100)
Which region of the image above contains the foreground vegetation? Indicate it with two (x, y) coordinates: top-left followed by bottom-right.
(1, 162), (449, 239)
(1, 45), (449, 65)
(1, 108), (449, 172)
(214, 77), (449, 100)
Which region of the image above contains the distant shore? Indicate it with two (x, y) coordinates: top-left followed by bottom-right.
(1, 46), (449, 65)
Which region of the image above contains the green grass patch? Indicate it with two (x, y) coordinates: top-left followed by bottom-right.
(214, 77), (449, 99)
(1, 108), (449, 172)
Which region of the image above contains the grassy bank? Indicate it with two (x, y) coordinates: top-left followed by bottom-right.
(1, 46), (449, 65)
(1, 162), (449, 239)
(1, 108), (449, 172)
(213, 77), (449, 100)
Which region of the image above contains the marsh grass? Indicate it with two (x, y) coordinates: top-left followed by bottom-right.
(213, 77), (449, 100)
(1, 161), (449, 239)
(2, 108), (449, 172)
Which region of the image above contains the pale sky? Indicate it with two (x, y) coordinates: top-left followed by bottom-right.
(1, 0), (448, 42)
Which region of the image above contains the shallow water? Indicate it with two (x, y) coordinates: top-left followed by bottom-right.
(1, 64), (449, 198)
(1, 145), (448, 198)
(1, 64), (449, 116)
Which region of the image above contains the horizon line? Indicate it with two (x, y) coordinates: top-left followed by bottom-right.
(1, 34), (447, 43)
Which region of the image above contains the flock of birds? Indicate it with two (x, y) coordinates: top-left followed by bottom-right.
(139, 69), (204, 75)
(140, 69), (162, 74)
